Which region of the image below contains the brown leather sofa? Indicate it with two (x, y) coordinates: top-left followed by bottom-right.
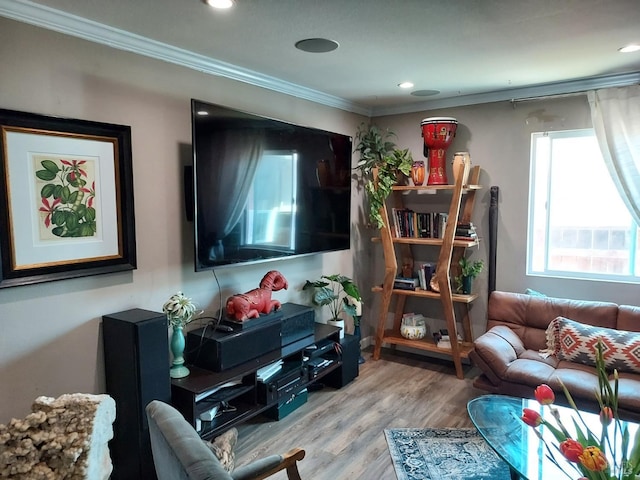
(469, 291), (640, 421)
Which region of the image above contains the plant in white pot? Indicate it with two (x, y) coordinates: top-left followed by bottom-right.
(303, 274), (361, 339)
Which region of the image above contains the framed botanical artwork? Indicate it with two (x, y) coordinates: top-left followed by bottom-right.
(0, 108), (136, 288)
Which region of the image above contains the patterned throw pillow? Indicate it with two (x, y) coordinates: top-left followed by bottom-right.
(203, 427), (238, 472)
(543, 316), (640, 374)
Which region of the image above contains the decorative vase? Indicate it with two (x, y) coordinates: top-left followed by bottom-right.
(353, 324), (365, 364)
(452, 152), (471, 186)
(328, 319), (345, 339)
(461, 275), (473, 295)
(411, 160), (426, 186)
(169, 325), (190, 379)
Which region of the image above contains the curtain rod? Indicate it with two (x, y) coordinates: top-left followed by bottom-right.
(510, 91), (588, 105)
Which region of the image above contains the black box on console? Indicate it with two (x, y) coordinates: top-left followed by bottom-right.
(279, 303), (315, 346)
(186, 318), (281, 372)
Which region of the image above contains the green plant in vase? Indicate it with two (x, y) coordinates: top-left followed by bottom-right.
(455, 257), (484, 294)
(303, 274), (361, 338)
(162, 291), (197, 379)
(354, 123), (413, 229)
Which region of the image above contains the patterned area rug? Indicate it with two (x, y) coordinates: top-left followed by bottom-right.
(384, 428), (511, 480)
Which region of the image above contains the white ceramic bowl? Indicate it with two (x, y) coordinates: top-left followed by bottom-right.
(400, 323), (427, 340)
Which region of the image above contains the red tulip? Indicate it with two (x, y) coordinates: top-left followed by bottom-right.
(534, 384), (555, 405)
(521, 408), (542, 427)
(579, 446), (608, 472)
(559, 438), (584, 462)
(600, 406), (613, 425)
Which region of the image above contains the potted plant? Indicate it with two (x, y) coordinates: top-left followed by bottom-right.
(354, 123), (414, 229)
(303, 274), (361, 339)
(456, 257), (484, 294)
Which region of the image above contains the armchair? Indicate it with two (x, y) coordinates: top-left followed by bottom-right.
(145, 400), (305, 480)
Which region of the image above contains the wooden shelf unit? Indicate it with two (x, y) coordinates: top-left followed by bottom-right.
(372, 165), (482, 379)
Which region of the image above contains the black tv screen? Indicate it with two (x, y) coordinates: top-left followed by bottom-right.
(191, 99), (352, 270)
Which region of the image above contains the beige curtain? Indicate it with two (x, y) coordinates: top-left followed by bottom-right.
(588, 86), (640, 226)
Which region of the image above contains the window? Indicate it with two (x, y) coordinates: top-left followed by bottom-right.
(244, 151), (297, 249)
(527, 129), (639, 282)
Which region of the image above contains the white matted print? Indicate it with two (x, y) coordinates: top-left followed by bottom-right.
(5, 128), (119, 269)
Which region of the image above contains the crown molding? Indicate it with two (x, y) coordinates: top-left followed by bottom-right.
(0, 0), (372, 116)
(2, 0), (638, 119)
(371, 72), (640, 117)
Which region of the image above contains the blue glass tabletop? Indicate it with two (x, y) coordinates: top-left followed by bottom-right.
(467, 394), (639, 480)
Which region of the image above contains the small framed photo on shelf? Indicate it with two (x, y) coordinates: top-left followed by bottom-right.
(0, 108), (137, 288)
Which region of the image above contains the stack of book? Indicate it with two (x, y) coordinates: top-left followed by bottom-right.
(393, 277), (419, 291)
(433, 329), (463, 349)
(256, 360), (283, 382)
(455, 222), (478, 241)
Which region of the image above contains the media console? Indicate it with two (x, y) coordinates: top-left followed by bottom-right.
(171, 323), (359, 440)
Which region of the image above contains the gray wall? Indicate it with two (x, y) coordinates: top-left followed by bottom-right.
(0, 17), (366, 420)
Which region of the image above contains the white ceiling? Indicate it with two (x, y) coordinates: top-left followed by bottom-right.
(2, 0), (640, 116)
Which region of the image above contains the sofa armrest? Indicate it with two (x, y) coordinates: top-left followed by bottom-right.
(471, 325), (526, 385)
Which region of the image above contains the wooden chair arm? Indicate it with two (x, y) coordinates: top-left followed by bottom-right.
(251, 448), (305, 480)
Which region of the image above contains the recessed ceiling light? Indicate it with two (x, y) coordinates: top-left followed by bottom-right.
(203, 0), (234, 9)
(398, 82), (414, 89)
(619, 44), (640, 53)
(295, 38), (339, 53)
(411, 89), (440, 97)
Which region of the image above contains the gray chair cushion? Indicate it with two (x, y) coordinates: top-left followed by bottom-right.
(146, 400), (233, 480)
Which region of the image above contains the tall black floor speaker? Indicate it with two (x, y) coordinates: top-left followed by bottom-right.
(324, 334), (360, 388)
(103, 309), (171, 480)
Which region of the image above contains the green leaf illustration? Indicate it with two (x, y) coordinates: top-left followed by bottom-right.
(65, 211), (78, 231)
(36, 170), (56, 181)
(79, 224), (94, 236)
(41, 184), (56, 198)
(51, 210), (65, 226)
(41, 160), (59, 173)
(60, 186), (71, 203)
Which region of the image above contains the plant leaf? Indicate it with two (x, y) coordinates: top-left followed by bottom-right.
(41, 160), (59, 173)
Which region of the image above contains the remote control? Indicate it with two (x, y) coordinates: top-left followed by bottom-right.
(214, 324), (234, 332)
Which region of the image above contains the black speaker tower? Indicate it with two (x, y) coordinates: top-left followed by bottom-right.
(103, 309), (172, 480)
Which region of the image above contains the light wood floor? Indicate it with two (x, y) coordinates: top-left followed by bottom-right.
(234, 348), (487, 480)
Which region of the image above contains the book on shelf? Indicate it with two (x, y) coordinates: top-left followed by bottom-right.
(393, 277), (419, 290)
(416, 262), (436, 290)
(433, 213), (448, 238)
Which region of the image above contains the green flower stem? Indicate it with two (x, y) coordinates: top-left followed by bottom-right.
(541, 418), (568, 443)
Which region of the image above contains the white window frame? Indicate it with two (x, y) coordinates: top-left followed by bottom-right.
(527, 128), (639, 283)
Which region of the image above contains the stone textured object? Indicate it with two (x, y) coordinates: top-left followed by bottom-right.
(0, 393), (116, 479)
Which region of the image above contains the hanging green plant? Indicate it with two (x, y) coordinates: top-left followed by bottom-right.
(354, 123), (413, 229)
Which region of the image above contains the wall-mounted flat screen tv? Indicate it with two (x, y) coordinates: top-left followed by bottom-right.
(191, 99), (353, 271)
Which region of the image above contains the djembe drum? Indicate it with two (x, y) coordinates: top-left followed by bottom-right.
(420, 117), (458, 185)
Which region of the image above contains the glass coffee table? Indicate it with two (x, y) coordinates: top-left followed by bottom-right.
(467, 394), (638, 480)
